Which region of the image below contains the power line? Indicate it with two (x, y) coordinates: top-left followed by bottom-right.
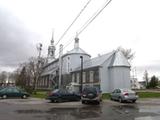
(55, 0), (92, 46)
(55, 0), (112, 57)
(63, 37), (75, 51)
(55, 36), (75, 58)
(77, 0), (112, 35)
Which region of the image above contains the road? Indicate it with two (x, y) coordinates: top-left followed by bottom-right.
(0, 98), (160, 120)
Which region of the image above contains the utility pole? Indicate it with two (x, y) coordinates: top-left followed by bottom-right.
(59, 44), (63, 89)
(80, 56), (83, 93)
(36, 43), (42, 90)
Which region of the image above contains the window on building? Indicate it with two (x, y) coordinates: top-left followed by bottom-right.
(86, 71), (90, 83)
(76, 73), (80, 83)
(72, 74), (75, 83)
(68, 57), (70, 73)
(83, 72), (86, 83)
(90, 71), (94, 83)
(94, 69), (99, 82)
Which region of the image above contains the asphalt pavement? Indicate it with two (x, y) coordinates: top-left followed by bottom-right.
(0, 98), (160, 120)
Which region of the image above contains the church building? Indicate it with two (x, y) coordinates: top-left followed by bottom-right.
(38, 36), (131, 93)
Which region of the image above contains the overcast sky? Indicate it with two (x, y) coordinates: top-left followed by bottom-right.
(0, 0), (160, 80)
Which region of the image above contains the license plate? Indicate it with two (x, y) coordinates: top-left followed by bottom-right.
(88, 93), (93, 96)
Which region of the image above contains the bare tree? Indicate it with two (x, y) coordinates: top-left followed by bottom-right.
(8, 70), (20, 85)
(143, 70), (149, 88)
(0, 71), (7, 85)
(117, 46), (135, 61)
(16, 66), (27, 88)
(15, 56), (45, 92)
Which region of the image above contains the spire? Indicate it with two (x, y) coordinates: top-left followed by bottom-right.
(47, 29), (56, 62)
(51, 29), (54, 45)
(74, 33), (79, 49)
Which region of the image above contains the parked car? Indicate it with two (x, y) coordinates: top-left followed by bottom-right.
(46, 89), (81, 102)
(0, 87), (30, 99)
(0, 86), (5, 91)
(110, 88), (138, 103)
(81, 86), (102, 104)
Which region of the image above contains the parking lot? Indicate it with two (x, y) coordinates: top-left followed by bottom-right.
(1, 98), (160, 120)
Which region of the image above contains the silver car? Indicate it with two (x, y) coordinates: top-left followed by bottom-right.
(110, 88), (138, 103)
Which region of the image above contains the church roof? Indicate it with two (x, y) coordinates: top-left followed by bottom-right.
(65, 37), (90, 57)
(73, 50), (130, 71)
(66, 47), (90, 56)
(41, 67), (58, 76)
(109, 50), (130, 67)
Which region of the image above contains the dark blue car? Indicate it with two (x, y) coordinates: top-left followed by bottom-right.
(0, 87), (30, 99)
(46, 89), (81, 103)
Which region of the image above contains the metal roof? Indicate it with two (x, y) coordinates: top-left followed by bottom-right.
(41, 67), (58, 76)
(74, 51), (114, 71)
(109, 50), (130, 67)
(66, 47), (90, 56)
(73, 50), (130, 72)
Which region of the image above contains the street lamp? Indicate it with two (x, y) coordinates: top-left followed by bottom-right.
(80, 56), (83, 93)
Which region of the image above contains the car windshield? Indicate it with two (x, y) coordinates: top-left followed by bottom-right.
(0, 88), (6, 92)
(16, 87), (25, 92)
(52, 89), (59, 93)
(83, 87), (97, 93)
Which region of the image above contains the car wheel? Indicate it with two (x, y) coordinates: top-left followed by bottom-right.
(119, 97), (123, 103)
(96, 101), (100, 104)
(2, 95), (7, 99)
(110, 97), (113, 101)
(22, 95), (27, 99)
(58, 98), (62, 103)
(82, 100), (85, 104)
(77, 97), (81, 101)
(132, 100), (136, 103)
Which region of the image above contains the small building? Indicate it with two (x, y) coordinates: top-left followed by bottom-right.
(70, 49), (131, 93)
(131, 77), (141, 89)
(39, 36), (131, 93)
(138, 81), (146, 89)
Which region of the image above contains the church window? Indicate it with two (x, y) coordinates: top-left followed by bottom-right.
(94, 69), (99, 82)
(76, 73), (80, 83)
(86, 71), (90, 83)
(72, 74), (75, 83)
(83, 72), (86, 83)
(90, 71), (94, 83)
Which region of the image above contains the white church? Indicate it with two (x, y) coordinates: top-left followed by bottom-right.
(38, 36), (131, 93)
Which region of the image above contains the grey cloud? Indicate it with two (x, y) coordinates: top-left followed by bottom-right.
(136, 63), (160, 73)
(0, 8), (38, 68)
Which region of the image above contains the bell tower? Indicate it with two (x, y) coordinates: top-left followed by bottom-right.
(47, 30), (56, 62)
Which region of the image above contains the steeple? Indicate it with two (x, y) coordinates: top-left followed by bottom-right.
(47, 29), (56, 62)
(74, 33), (79, 49)
(51, 29), (54, 45)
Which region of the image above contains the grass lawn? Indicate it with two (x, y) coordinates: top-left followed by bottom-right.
(102, 91), (160, 100)
(137, 92), (160, 98)
(31, 90), (160, 99)
(31, 91), (48, 99)
(102, 93), (111, 99)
